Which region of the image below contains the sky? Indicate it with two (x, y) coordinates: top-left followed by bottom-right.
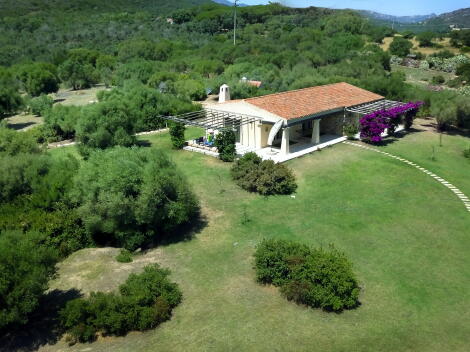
(238, 1), (469, 16)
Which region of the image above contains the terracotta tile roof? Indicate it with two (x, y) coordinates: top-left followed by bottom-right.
(247, 80), (262, 88)
(244, 82), (384, 120)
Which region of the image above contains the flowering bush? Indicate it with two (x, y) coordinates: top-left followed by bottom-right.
(458, 86), (470, 96)
(390, 55), (403, 66)
(359, 101), (423, 143)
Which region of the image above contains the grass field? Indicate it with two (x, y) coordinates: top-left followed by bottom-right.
(380, 36), (462, 55)
(39, 124), (470, 352)
(4, 85), (108, 131)
(391, 65), (456, 87)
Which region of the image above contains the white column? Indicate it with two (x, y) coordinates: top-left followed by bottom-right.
(281, 127), (290, 155)
(312, 119), (320, 144)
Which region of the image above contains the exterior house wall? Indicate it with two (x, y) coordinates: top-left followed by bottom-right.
(320, 112), (344, 135)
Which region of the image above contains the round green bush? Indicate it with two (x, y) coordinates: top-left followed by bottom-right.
(231, 153), (297, 195)
(254, 239), (360, 312)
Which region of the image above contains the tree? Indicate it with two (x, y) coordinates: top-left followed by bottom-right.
(0, 67), (23, 119)
(416, 31), (435, 47)
(0, 231), (58, 329)
(173, 79), (207, 100)
(58, 49), (100, 90)
(69, 147), (199, 250)
(456, 62), (470, 82)
(75, 101), (136, 156)
(12, 62), (59, 97)
(25, 66), (60, 97)
(96, 54), (116, 87)
(43, 105), (81, 140)
(389, 37), (413, 57)
(401, 31), (414, 39)
(169, 122), (186, 149)
(431, 99), (457, 131)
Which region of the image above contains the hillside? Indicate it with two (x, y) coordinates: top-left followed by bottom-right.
(423, 7), (470, 29)
(358, 10), (436, 24)
(0, 0), (210, 17)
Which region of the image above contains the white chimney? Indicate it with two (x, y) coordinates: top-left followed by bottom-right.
(218, 84), (230, 103)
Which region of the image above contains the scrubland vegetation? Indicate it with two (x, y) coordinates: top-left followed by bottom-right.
(0, 1), (469, 351)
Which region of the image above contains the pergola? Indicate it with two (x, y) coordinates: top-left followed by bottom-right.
(158, 108), (261, 130)
(346, 99), (405, 115)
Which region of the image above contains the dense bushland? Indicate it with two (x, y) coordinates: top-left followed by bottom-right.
(254, 239), (360, 312)
(69, 147), (199, 250)
(60, 264), (182, 343)
(231, 153), (297, 195)
(0, 231), (58, 330)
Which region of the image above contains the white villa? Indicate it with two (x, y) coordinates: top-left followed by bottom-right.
(173, 82), (403, 162)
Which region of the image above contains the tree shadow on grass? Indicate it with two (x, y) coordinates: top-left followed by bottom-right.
(0, 289), (82, 352)
(6, 122), (37, 131)
(373, 127), (423, 147)
(153, 212), (208, 248)
(135, 139), (152, 147)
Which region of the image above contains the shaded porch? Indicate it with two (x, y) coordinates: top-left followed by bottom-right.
(255, 134), (346, 163)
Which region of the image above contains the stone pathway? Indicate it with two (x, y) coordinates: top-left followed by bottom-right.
(343, 141), (470, 213)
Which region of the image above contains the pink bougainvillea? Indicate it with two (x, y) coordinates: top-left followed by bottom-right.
(359, 101), (423, 143)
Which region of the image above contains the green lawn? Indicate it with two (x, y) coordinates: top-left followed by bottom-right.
(44, 126), (470, 352)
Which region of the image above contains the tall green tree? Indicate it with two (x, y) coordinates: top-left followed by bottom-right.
(416, 31), (435, 47)
(58, 49), (100, 90)
(0, 67), (23, 119)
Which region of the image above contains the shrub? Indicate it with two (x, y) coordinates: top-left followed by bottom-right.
(29, 94), (54, 116)
(431, 75), (445, 85)
(116, 249), (133, 263)
(254, 239), (360, 312)
(231, 153), (297, 195)
(60, 264), (182, 343)
(389, 37), (413, 57)
(0, 125), (41, 156)
(254, 238), (310, 286)
(43, 105), (81, 141)
(214, 129), (236, 162)
(0, 231), (58, 329)
(169, 122), (186, 149)
(69, 147), (199, 250)
(343, 122), (358, 139)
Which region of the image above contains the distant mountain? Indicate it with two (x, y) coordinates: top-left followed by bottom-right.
(423, 7), (470, 28)
(213, 0), (249, 7)
(358, 10), (436, 24)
